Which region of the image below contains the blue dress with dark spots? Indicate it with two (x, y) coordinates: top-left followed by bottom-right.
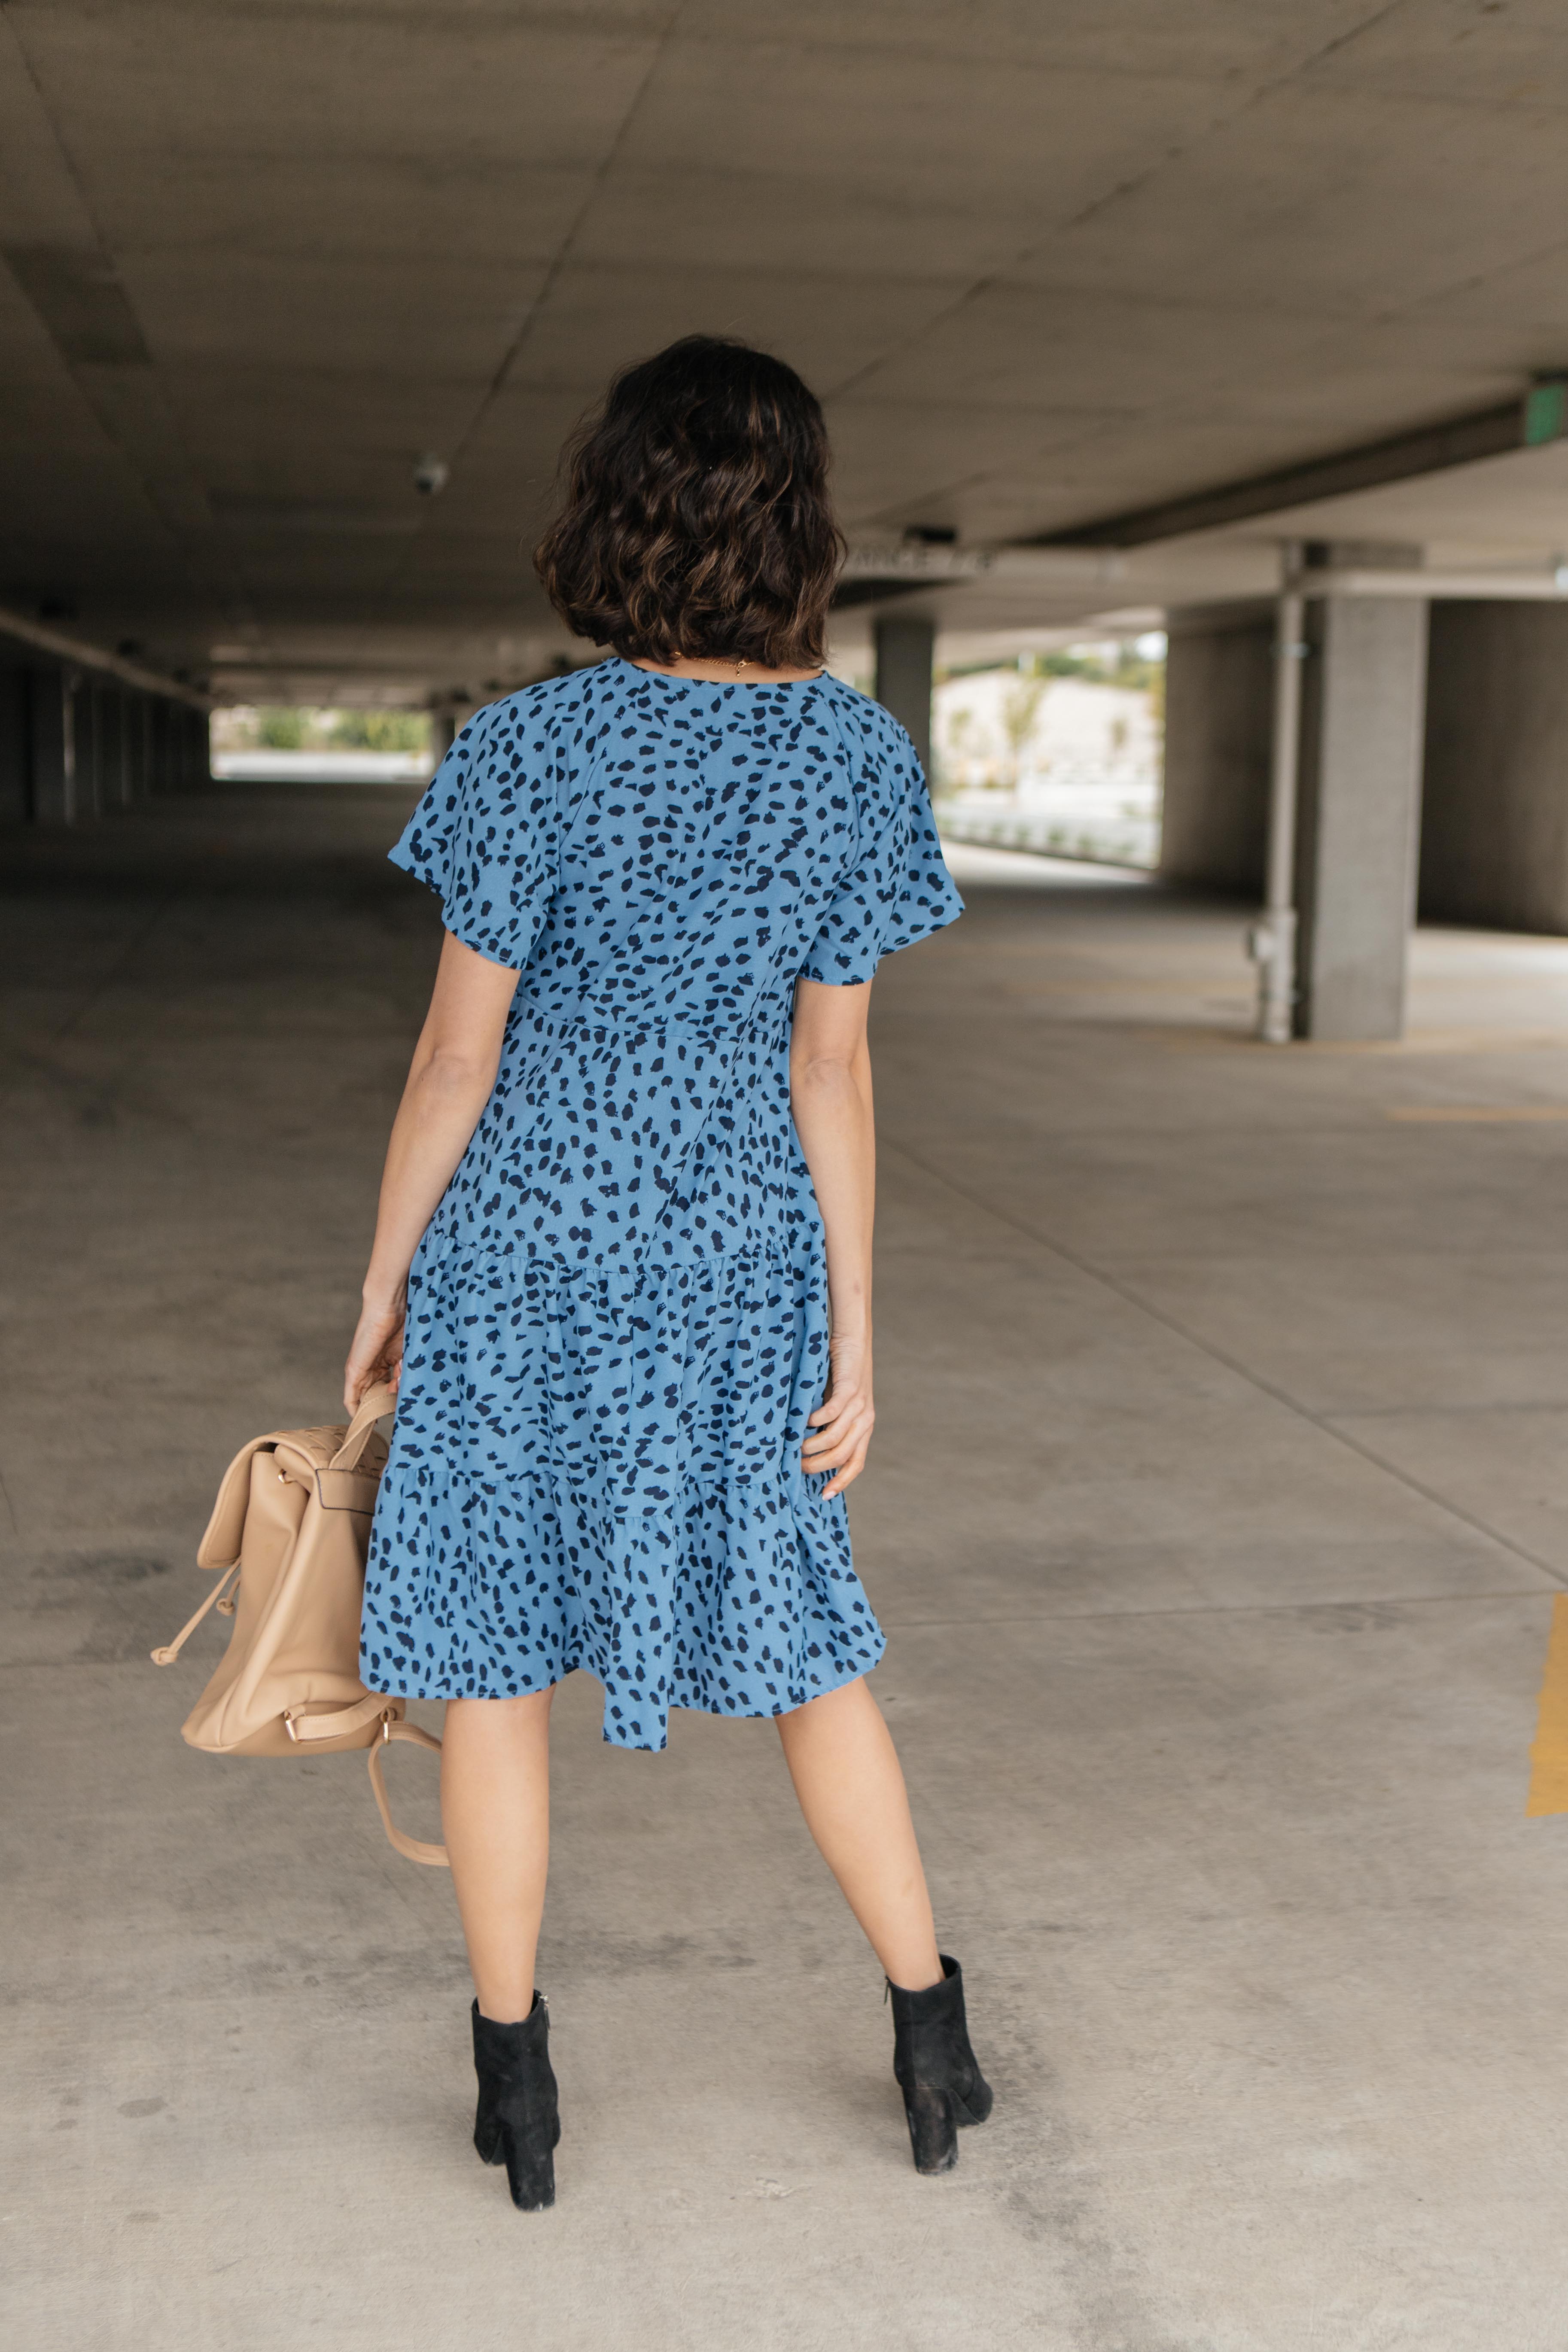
(359, 657), (963, 1750)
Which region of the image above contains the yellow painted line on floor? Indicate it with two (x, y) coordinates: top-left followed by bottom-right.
(1528, 1595), (1568, 1817)
(1387, 1105), (1568, 1123)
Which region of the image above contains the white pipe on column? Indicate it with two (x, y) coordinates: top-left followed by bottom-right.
(1249, 545), (1306, 1044)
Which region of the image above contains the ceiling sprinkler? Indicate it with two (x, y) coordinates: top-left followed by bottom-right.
(414, 453), (450, 497)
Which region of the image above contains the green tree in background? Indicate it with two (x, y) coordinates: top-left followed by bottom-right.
(1144, 660), (1166, 740)
(234, 707), (430, 753)
(1001, 675), (1046, 767)
(256, 706), (309, 749)
(330, 709), (429, 753)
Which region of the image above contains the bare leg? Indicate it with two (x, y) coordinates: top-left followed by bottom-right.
(441, 1688), (555, 2023)
(776, 1678), (943, 1990)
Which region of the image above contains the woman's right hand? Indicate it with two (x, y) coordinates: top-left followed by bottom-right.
(801, 1336), (876, 1500)
(343, 931), (521, 1418)
(344, 1287), (407, 1414)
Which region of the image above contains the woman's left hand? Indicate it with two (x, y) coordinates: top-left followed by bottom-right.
(344, 1288), (407, 1415)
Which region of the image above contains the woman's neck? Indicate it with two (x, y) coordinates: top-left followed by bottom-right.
(627, 654), (824, 685)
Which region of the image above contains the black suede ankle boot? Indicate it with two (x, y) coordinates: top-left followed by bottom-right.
(471, 1993), (560, 2210)
(888, 1955), (993, 2175)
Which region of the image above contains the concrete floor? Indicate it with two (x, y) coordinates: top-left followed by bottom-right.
(6, 794), (1568, 2352)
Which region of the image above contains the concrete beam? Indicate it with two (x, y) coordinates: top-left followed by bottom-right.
(1039, 394), (1552, 550)
(0, 604), (212, 710)
(1297, 566), (1568, 602)
(843, 544), (1127, 590)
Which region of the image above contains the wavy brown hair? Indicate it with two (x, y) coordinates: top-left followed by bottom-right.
(535, 337), (843, 669)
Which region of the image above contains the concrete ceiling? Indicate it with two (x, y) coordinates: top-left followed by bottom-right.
(3, 0), (1568, 700)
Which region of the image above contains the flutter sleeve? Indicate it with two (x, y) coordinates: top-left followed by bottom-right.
(388, 702), (557, 969)
(800, 706), (964, 985)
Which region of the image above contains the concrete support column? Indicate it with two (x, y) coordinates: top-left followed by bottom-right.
(1420, 602), (1568, 932)
(118, 691), (138, 807)
(873, 614), (935, 781)
(0, 666), (28, 822)
(122, 692), (146, 804)
(155, 702), (208, 792)
(98, 686), (129, 810)
(185, 705), (210, 788)
(148, 697), (171, 793)
(1159, 605), (1272, 892)
(72, 678), (100, 821)
(29, 665), (76, 824)
(1294, 589), (1429, 1039)
(430, 711), (457, 766)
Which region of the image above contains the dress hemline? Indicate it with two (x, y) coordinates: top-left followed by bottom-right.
(363, 1632), (886, 1755)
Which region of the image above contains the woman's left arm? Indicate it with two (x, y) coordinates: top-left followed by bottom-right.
(343, 930), (521, 1411)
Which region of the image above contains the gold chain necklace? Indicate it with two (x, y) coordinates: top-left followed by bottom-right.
(673, 651), (749, 676)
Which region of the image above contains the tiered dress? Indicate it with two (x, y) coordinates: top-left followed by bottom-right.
(360, 657), (962, 1750)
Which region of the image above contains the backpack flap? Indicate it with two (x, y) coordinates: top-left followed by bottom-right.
(196, 1431), (288, 1571)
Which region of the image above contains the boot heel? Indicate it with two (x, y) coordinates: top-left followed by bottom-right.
(900, 2081), (960, 2174)
(496, 2116), (557, 2211)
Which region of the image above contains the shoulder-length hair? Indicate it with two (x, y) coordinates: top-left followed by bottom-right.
(535, 336), (843, 670)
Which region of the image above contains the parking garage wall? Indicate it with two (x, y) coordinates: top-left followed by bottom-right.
(1163, 599), (1568, 941)
(0, 639), (210, 824)
(1159, 604), (1274, 894)
(1420, 602), (1568, 934)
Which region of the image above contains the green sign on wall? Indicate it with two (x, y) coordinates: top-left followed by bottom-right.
(1522, 380), (1568, 446)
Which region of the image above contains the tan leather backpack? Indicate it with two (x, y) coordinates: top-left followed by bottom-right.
(152, 1381), (448, 1866)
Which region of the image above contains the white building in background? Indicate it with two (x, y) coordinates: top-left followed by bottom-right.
(934, 652), (1164, 869)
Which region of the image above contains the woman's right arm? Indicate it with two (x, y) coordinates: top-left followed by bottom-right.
(342, 929), (521, 1411)
(789, 976), (877, 1499)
